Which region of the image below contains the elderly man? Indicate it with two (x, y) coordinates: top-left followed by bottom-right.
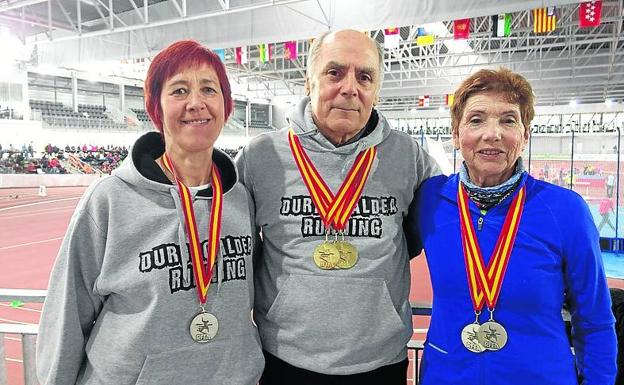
(236, 29), (439, 384)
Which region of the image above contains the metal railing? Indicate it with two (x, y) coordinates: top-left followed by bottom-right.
(0, 289), (45, 385)
(0, 290), (431, 385)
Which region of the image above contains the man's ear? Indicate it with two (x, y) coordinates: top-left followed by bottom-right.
(304, 76), (311, 96)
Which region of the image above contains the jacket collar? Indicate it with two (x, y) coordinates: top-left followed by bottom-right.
(115, 131), (238, 197)
(439, 172), (531, 209)
(288, 96), (390, 154)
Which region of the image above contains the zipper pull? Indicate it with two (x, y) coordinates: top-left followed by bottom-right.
(477, 217), (484, 231)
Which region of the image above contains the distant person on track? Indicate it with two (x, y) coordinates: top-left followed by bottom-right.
(410, 68), (617, 385)
(598, 197), (616, 233)
(36, 40), (263, 385)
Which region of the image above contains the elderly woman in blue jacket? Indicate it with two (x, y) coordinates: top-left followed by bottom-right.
(410, 68), (616, 385)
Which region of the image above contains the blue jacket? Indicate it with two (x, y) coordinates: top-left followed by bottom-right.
(411, 173), (617, 385)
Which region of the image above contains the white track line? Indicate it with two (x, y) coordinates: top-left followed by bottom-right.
(0, 197), (80, 212)
(0, 317), (36, 326)
(0, 303), (43, 313)
(6, 357), (24, 363)
(0, 237), (64, 251)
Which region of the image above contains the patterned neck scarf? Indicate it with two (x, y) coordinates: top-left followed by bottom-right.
(459, 158), (526, 210)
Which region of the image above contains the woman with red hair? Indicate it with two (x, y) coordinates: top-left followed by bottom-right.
(37, 40), (264, 385)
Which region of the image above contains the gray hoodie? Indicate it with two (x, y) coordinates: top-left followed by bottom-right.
(236, 97), (439, 375)
(37, 132), (263, 385)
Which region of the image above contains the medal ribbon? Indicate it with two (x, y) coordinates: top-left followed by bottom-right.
(287, 129), (376, 231)
(162, 153), (223, 304)
(457, 182), (526, 311)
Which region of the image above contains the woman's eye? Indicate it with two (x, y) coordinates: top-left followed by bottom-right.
(172, 88), (187, 95)
(469, 117), (482, 124)
(203, 87), (217, 94)
(327, 69), (339, 77)
(360, 74), (372, 82)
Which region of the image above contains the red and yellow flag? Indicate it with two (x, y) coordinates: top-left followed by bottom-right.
(533, 7), (557, 33)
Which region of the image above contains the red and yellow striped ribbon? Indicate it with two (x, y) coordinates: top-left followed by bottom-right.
(457, 182), (526, 311)
(162, 153), (223, 304)
(287, 129), (376, 231)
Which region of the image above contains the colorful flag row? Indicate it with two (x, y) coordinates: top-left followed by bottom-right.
(384, 26), (436, 47)
(213, 41), (298, 65)
(224, 2), (603, 65)
(416, 94), (455, 107)
(453, 2), (602, 39)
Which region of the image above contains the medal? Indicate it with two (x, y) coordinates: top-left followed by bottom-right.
(313, 240), (341, 269)
(189, 311), (219, 343)
(477, 319), (508, 351)
(461, 323), (485, 353)
(457, 182), (526, 352)
(334, 234), (358, 269)
(288, 129), (375, 270)
(162, 153), (223, 342)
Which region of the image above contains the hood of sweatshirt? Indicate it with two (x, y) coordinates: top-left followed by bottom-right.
(113, 131), (238, 197)
(288, 96), (391, 155)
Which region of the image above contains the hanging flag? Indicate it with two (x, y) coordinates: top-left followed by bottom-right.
(384, 27), (401, 49)
(284, 41), (298, 60)
(533, 7), (556, 33)
(416, 27), (427, 36)
(235, 46), (248, 65)
(454, 19), (470, 40)
(492, 14), (512, 37)
(418, 95), (430, 107)
(416, 34), (435, 46)
(214, 49), (225, 62)
(579, 1), (602, 28)
(445, 94), (455, 106)
(258, 43), (272, 62)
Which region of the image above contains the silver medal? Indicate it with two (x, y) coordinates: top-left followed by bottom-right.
(461, 323), (485, 353)
(189, 312), (219, 343)
(477, 320), (508, 351)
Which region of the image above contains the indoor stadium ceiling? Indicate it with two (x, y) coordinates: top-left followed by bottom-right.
(0, 0), (622, 111)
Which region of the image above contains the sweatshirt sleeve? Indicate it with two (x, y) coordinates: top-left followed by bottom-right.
(36, 207), (106, 385)
(235, 145), (263, 266)
(560, 196), (617, 385)
(234, 145), (254, 195)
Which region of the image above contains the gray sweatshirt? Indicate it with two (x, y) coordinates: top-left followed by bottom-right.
(37, 132), (264, 385)
(235, 97), (439, 375)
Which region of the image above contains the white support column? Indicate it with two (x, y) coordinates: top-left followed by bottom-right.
(268, 104), (273, 128)
(22, 334), (38, 385)
(119, 83), (125, 114)
(0, 332), (7, 385)
(71, 71), (78, 112)
(21, 70), (30, 121)
(245, 100), (250, 138)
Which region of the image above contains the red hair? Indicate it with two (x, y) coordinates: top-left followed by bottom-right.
(144, 40), (233, 133)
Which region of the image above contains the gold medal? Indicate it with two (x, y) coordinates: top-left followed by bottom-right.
(477, 320), (508, 351)
(313, 242), (340, 269)
(189, 311), (219, 343)
(461, 323), (485, 353)
(335, 240), (358, 269)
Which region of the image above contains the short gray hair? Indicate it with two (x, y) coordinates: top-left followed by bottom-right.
(306, 30), (385, 87)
